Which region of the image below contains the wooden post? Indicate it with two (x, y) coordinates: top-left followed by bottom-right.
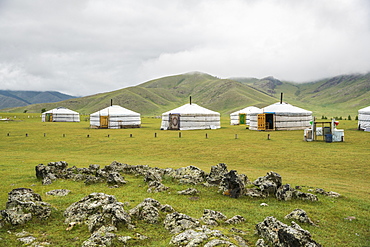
(154, 133), (157, 138)
(235, 134), (238, 139)
(205, 133), (208, 139)
(63, 134), (65, 137)
(179, 132), (182, 138)
(7, 133), (10, 136)
(107, 134), (110, 138)
(44, 133), (46, 137)
(130, 134), (132, 138)
(87, 134), (90, 138)
(267, 134), (270, 140)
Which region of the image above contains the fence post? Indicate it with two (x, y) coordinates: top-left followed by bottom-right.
(179, 132), (182, 138)
(267, 134), (270, 140)
(235, 134), (238, 139)
(205, 133), (208, 139)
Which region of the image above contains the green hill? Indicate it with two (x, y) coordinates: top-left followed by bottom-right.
(3, 72), (276, 116)
(2, 72), (369, 118)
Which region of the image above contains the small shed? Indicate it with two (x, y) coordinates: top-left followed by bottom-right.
(42, 107), (80, 122)
(358, 106), (370, 131)
(249, 102), (312, 131)
(230, 106), (261, 125)
(90, 105), (141, 129)
(160, 103), (220, 130)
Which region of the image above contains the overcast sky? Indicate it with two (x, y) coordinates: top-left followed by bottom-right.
(0, 0), (369, 96)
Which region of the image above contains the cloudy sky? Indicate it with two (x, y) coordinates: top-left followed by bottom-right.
(0, 0), (369, 96)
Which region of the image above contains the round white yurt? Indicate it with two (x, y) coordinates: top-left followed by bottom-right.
(42, 107), (80, 122)
(160, 103), (220, 130)
(358, 106), (370, 130)
(230, 106), (261, 125)
(90, 105), (141, 129)
(249, 102), (312, 131)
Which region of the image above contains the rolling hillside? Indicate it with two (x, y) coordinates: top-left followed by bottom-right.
(0, 90), (77, 110)
(2, 72), (369, 117)
(2, 72), (277, 116)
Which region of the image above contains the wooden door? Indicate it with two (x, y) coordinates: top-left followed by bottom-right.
(46, 113), (53, 122)
(100, 116), (109, 128)
(257, 114), (266, 130)
(169, 114), (180, 130)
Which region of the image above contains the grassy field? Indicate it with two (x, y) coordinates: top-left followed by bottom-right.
(0, 113), (369, 246)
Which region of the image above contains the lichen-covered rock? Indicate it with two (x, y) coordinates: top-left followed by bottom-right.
(0, 188), (51, 226)
(167, 166), (206, 184)
(160, 204), (175, 213)
(106, 172), (127, 186)
(255, 238), (268, 247)
(164, 212), (200, 234)
(255, 216), (321, 247)
(82, 225), (117, 247)
(285, 209), (316, 226)
(204, 163), (229, 186)
(45, 189), (71, 196)
(200, 209), (227, 226)
(129, 198), (161, 223)
(219, 170), (246, 198)
(225, 215), (245, 225)
(144, 169), (163, 183)
(84, 175), (105, 185)
(276, 184), (318, 202)
(204, 239), (237, 247)
(170, 226), (230, 246)
(64, 193), (131, 233)
(245, 188), (266, 198)
(315, 188), (340, 198)
(177, 188), (199, 195)
(147, 181), (169, 193)
(253, 171), (282, 196)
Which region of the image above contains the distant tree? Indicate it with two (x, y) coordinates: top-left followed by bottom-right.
(339, 116), (342, 120)
(355, 115), (358, 120)
(41, 108), (46, 113)
(321, 115), (325, 119)
(348, 115), (351, 120)
(23, 110), (28, 113)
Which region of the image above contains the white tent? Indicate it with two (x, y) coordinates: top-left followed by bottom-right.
(160, 103), (220, 130)
(42, 107), (80, 122)
(358, 106), (370, 130)
(230, 106), (261, 125)
(249, 102), (312, 130)
(90, 105), (141, 129)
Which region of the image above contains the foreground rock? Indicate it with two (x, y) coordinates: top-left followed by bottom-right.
(285, 209), (316, 226)
(253, 171), (282, 196)
(64, 193), (132, 233)
(0, 188), (51, 226)
(164, 212), (201, 234)
(45, 189), (71, 196)
(256, 216), (321, 247)
(219, 170), (248, 198)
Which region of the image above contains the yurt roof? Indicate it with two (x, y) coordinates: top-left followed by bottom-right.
(262, 102), (312, 114)
(91, 105), (140, 116)
(358, 106), (370, 113)
(162, 103), (220, 115)
(231, 106), (261, 115)
(43, 107), (79, 114)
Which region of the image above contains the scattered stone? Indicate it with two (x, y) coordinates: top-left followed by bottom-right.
(46, 189), (71, 196)
(253, 171), (282, 196)
(315, 188), (341, 198)
(84, 175), (105, 185)
(106, 172), (127, 186)
(285, 209), (316, 226)
(276, 184), (318, 201)
(0, 188), (51, 226)
(64, 193), (131, 233)
(18, 236), (36, 245)
(82, 225), (117, 247)
(225, 215), (245, 225)
(135, 232), (149, 240)
(164, 212), (200, 234)
(144, 169), (163, 183)
(245, 188), (266, 198)
(160, 204), (175, 213)
(147, 181), (169, 193)
(219, 170), (246, 198)
(167, 165), (206, 184)
(129, 198), (161, 223)
(204, 239), (238, 247)
(204, 163), (229, 186)
(233, 235), (248, 247)
(117, 235), (132, 244)
(170, 226), (230, 246)
(255, 216), (321, 247)
(260, 203), (268, 207)
(15, 230), (31, 237)
(177, 188), (199, 195)
(255, 238), (268, 247)
(200, 209), (227, 226)
(229, 227), (247, 235)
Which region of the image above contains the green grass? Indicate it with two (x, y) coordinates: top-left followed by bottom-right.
(0, 113), (369, 246)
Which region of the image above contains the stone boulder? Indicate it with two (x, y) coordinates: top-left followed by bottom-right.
(147, 181), (169, 193)
(45, 189), (71, 196)
(204, 163), (229, 186)
(82, 225), (117, 247)
(177, 188), (199, 195)
(225, 215), (245, 225)
(0, 188), (51, 226)
(315, 188), (341, 198)
(253, 171), (282, 196)
(64, 193), (131, 233)
(219, 170), (246, 198)
(255, 216), (321, 247)
(276, 184), (318, 202)
(167, 166), (206, 184)
(164, 212), (200, 234)
(285, 209), (316, 226)
(200, 209), (227, 226)
(129, 198), (162, 223)
(106, 172), (127, 186)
